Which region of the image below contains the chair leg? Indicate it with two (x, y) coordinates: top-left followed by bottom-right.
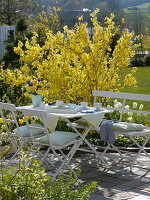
(31, 144), (54, 169)
(129, 135), (150, 171)
(6, 144), (24, 167)
(52, 142), (79, 180)
(97, 142), (125, 166)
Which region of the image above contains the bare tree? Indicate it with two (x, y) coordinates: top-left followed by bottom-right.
(127, 9), (144, 35)
(0, 0), (37, 25)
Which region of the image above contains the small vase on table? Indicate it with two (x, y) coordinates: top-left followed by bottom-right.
(32, 94), (43, 107)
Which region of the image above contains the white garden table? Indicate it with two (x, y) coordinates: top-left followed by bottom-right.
(17, 104), (113, 166)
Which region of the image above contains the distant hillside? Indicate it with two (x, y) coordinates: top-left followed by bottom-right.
(121, 0), (150, 8)
(136, 3), (150, 9)
(36, 0), (121, 10)
(36, 0), (150, 9)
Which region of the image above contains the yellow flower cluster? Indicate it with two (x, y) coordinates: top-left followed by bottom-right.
(143, 28), (150, 51)
(1, 10), (138, 104)
(0, 118), (3, 123)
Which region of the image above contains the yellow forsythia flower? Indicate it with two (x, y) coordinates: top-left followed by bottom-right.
(19, 119), (24, 125)
(1, 125), (6, 130)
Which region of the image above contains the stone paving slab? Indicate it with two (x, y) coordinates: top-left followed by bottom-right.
(90, 194), (112, 200)
(74, 153), (150, 200)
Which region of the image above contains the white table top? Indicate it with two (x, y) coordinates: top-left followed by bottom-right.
(17, 104), (112, 119)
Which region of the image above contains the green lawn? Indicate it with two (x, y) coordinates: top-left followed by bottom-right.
(136, 3), (150, 9)
(120, 67), (150, 95)
(120, 66), (150, 111)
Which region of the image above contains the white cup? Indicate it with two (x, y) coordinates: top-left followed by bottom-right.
(56, 100), (64, 107)
(79, 102), (88, 109)
(93, 103), (102, 111)
(68, 103), (77, 109)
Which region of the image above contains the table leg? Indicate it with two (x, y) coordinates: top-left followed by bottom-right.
(66, 118), (107, 166)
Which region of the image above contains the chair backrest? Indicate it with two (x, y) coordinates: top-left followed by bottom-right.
(92, 90), (150, 121)
(0, 102), (21, 136)
(20, 108), (52, 144)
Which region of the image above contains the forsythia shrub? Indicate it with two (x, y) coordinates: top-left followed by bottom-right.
(0, 9), (137, 104)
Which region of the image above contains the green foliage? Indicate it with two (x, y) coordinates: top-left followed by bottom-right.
(114, 135), (148, 147)
(85, 131), (150, 148)
(0, 80), (28, 105)
(0, 153), (97, 200)
(144, 54), (150, 66)
(1, 30), (19, 69)
(0, 154), (47, 200)
(45, 171), (97, 200)
(2, 19), (33, 69)
(130, 55), (144, 67)
(110, 32), (121, 55)
(2, 46), (20, 69)
(16, 19), (28, 32)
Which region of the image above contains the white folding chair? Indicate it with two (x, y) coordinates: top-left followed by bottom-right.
(92, 90), (150, 171)
(0, 102), (46, 166)
(20, 108), (79, 180)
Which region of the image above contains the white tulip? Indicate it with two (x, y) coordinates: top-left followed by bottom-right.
(113, 99), (118, 104)
(114, 103), (120, 109)
(139, 104), (143, 110)
(133, 102), (137, 108)
(1, 132), (8, 136)
(114, 102), (122, 109)
(128, 112), (133, 116)
(118, 102), (122, 108)
(125, 105), (130, 110)
(128, 117), (133, 122)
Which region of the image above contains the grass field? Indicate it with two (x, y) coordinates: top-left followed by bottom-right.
(120, 66), (150, 111)
(120, 66), (150, 95)
(136, 3), (150, 9)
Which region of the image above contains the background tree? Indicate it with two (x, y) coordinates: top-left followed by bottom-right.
(143, 16), (150, 51)
(2, 18), (33, 69)
(129, 10), (144, 35)
(0, 0), (37, 25)
(0, 18), (33, 104)
(31, 7), (61, 46)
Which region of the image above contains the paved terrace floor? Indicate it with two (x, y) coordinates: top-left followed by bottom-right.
(70, 152), (150, 200)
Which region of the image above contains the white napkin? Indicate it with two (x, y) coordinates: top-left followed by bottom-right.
(82, 112), (105, 128)
(44, 114), (59, 132)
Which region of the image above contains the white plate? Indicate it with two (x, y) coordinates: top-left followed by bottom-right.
(45, 105), (79, 114)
